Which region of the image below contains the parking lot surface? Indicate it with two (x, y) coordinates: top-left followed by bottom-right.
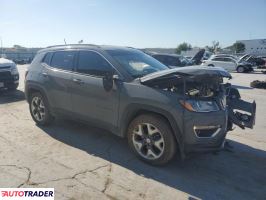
(0, 65), (266, 200)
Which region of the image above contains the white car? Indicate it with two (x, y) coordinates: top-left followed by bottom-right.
(0, 57), (19, 90)
(202, 55), (253, 73)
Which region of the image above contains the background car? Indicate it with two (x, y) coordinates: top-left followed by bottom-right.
(202, 55), (253, 73)
(0, 57), (19, 90)
(151, 53), (193, 68)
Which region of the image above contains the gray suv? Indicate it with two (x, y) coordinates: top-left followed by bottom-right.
(25, 45), (256, 165)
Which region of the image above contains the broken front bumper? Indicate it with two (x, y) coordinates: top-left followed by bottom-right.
(183, 87), (256, 154)
(227, 87), (256, 130)
(183, 109), (228, 153)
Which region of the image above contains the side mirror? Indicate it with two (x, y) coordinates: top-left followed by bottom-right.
(102, 73), (122, 91)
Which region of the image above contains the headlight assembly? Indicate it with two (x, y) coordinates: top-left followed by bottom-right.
(180, 99), (219, 112)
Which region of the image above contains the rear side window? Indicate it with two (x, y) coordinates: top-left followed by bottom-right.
(42, 52), (52, 65)
(77, 51), (113, 76)
(50, 51), (75, 71)
(212, 57), (224, 61)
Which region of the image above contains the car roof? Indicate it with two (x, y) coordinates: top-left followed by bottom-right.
(38, 44), (138, 53)
(210, 55), (236, 59)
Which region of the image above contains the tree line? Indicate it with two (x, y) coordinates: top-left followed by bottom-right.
(176, 41), (245, 54)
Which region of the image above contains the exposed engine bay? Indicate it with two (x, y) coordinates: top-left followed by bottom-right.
(140, 68), (256, 130)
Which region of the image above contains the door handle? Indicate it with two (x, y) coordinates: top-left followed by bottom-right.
(73, 78), (84, 85)
(42, 72), (48, 77)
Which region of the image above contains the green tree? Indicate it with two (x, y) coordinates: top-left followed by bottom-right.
(233, 42), (245, 53)
(176, 42), (192, 54)
(205, 41), (221, 53)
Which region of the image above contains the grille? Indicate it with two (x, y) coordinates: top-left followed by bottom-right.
(0, 71), (13, 81)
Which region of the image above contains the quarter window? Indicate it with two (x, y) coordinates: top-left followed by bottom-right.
(42, 52), (52, 65)
(50, 51), (75, 71)
(77, 51), (113, 76)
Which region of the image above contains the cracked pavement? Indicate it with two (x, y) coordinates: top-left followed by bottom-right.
(0, 65), (266, 200)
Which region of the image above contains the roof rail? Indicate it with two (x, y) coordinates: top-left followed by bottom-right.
(46, 44), (100, 48)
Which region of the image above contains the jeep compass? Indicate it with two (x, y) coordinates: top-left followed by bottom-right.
(25, 44), (256, 165)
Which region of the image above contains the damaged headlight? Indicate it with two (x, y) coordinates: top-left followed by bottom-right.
(180, 99), (219, 112)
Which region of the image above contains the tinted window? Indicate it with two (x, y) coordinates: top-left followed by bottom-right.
(212, 57), (224, 61)
(77, 51), (113, 76)
(50, 51), (75, 70)
(42, 52), (52, 65)
(223, 58), (234, 62)
(166, 56), (181, 66)
(153, 55), (165, 63)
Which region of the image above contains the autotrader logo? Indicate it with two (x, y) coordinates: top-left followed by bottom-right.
(0, 188), (54, 199)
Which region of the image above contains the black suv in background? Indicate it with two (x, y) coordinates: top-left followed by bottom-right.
(25, 44), (256, 165)
(152, 54), (192, 68)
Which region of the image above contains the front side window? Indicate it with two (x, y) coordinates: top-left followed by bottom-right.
(77, 51), (113, 76)
(50, 51), (75, 71)
(107, 49), (168, 78)
(224, 58), (235, 63)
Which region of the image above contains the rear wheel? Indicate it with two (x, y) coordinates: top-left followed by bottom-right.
(208, 64), (214, 67)
(237, 66), (245, 73)
(29, 92), (53, 126)
(127, 114), (177, 165)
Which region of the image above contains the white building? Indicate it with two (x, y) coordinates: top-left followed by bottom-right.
(237, 39), (266, 57)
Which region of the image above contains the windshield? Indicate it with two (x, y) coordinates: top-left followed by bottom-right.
(107, 49), (169, 78)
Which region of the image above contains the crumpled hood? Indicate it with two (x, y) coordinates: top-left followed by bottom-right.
(0, 58), (16, 68)
(140, 65), (232, 83)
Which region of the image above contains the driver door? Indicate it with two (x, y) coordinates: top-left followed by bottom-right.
(70, 50), (120, 130)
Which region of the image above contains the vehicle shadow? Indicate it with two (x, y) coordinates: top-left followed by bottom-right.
(0, 89), (25, 104)
(39, 120), (266, 200)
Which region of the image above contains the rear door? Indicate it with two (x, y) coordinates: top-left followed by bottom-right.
(42, 50), (76, 114)
(71, 50), (120, 129)
(211, 57), (226, 68)
(223, 58), (237, 71)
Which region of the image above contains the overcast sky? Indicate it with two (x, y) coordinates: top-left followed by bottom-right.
(1, 0), (266, 48)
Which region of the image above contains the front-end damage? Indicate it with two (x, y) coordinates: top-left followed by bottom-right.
(140, 66), (256, 153)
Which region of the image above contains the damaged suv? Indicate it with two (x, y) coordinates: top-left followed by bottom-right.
(25, 45), (256, 165)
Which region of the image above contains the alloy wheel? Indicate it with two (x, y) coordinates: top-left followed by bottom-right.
(31, 96), (46, 122)
(132, 123), (165, 160)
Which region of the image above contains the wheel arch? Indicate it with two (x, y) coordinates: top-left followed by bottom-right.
(25, 83), (52, 112)
(119, 104), (185, 158)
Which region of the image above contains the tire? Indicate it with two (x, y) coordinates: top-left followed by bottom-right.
(127, 114), (177, 165)
(208, 64), (214, 67)
(237, 66), (245, 73)
(29, 92), (53, 126)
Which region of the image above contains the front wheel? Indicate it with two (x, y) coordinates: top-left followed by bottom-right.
(29, 92), (53, 126)
(237, 66), (245, 73)
(127, 114), (177, 165)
